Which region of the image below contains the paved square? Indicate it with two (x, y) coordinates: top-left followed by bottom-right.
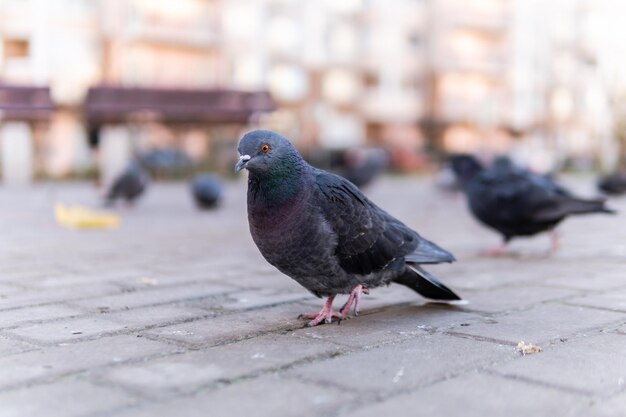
(0, 177), (624, 416)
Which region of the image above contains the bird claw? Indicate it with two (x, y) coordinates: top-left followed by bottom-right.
(298, 285), (369, 327)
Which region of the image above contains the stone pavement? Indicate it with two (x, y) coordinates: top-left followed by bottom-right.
(0, 176), (625, 417)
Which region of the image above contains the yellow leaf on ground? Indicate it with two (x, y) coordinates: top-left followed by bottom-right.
(55, 203), (120, 230)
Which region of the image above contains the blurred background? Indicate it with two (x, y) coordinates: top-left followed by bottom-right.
(0, 0), (625, 184)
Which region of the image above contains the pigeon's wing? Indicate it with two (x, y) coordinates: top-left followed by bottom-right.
(314, 171), (450, 276)
(479, 169), (607, 224)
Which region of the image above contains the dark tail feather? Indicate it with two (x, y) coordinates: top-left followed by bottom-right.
(394, 264), (461, 301)
(535, 197), (616, 221)
(405, 238), (456, 264)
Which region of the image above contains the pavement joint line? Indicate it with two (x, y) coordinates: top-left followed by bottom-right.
(0, 306), (92, 331)
(444, 331), (519, 346)
(89, 349), (353, 414)
(481, 368), (596, 397)
(0, 346), (188, 394)
(0, 311), (225, 348)
(559, 299), (626, 314)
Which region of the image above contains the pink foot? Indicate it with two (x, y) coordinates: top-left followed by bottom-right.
(480, 243), (507, 257)
(298, 296), (342, 327)
(298, 285), (370, 327)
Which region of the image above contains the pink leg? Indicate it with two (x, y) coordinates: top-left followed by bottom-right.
(549, 230), (560, 253)
(298, 296), (342, 327)
(339, 285), (369, 319)
(480, 242), (507, 257)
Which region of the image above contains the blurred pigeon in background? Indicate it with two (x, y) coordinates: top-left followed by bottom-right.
(451, 154), (614, 254)
(334, 147), (389, 188)
(191, 174), (222, 209)
(104, 161), (150, 207)
(139, 148), (194, 178)
(598, 172), (626, 195)
(435, 161), (463, 193)
(236, 130), (460, 327)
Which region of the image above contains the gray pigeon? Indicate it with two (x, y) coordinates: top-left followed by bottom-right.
(598, 171), (626, 195)
(191, 174), (222, 209)
(104, 161), (149, 207)
(236, 130), (460, 327)
(450, 154), (614, 254)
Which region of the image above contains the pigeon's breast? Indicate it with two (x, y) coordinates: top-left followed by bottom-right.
(248, 195), (344, 293)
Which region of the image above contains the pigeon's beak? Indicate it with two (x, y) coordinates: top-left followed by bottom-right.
(235, 155), (251, 173)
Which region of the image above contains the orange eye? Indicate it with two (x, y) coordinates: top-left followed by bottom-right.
(261, 144), (269, 153)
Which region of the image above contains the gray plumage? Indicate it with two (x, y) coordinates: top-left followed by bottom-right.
(236, 130), (460, 304)
(335, 148), (388, 188)
(598, 171), (626, 195)
(191, 174), (222, 209)
(450, 154), (614, 243)
(105, 162), (149, 206)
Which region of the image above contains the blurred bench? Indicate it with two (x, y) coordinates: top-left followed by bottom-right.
(0, 85), (53, 185)
(85, 86), (275, 124)
(85, 86), (275, 184)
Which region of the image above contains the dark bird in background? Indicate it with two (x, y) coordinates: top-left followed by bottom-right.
(236, 130), (460, 327)
(450, 154), (614, 255)
(139, 148), (194, 178)
(191, 174), (222, 209)
(598, 171), (626, 195)
(334, 147), (388, 188)
(435, 161), (463, 193)
(104, 161), (150, 207)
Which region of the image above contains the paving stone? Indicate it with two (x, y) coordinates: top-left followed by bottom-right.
(99, 333), (343, 395)
(199, 288), (309, 311)
(0, 284), (24, 297)
(0, 336), (39, 357)
(438, 260), (548, 290)
(0, 304), (83, 329)
(4, 316), (129, 344)
(575, 391), (626, 417)
(286, 334), (515, 393)
(452, 303), (625, 344)
(145, 303), (307, 348)
(0, 283), (121, 311)
(0, 335), (179, 389)
(460, 285), (581, 314)
(565, 288), (626, 312)
(71, 283), (234, 312)
(105, 305), (210, 327)
(343, 372), (586, 417)
(113, 374), (355, 417)
(490, 332), (626, 395)
(0, 379), (137, 417)
(541, 268), (626, 291)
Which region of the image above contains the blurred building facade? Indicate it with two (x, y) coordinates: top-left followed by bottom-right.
(0, 0), (620, 178)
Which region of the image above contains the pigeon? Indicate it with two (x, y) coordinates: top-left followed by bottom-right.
(139, 148), (194, 178)
(236, 130), (460, 327)
(191, 174), (222, 209)
(450, 154), (614, 254)
(335, 148), (388, 188)
(598, 172), (626, 195)
(104, 161), (149, 207)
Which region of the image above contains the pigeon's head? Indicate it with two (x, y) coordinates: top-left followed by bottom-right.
(449, 154), (484, 186)
(235, 130), (302, 175)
